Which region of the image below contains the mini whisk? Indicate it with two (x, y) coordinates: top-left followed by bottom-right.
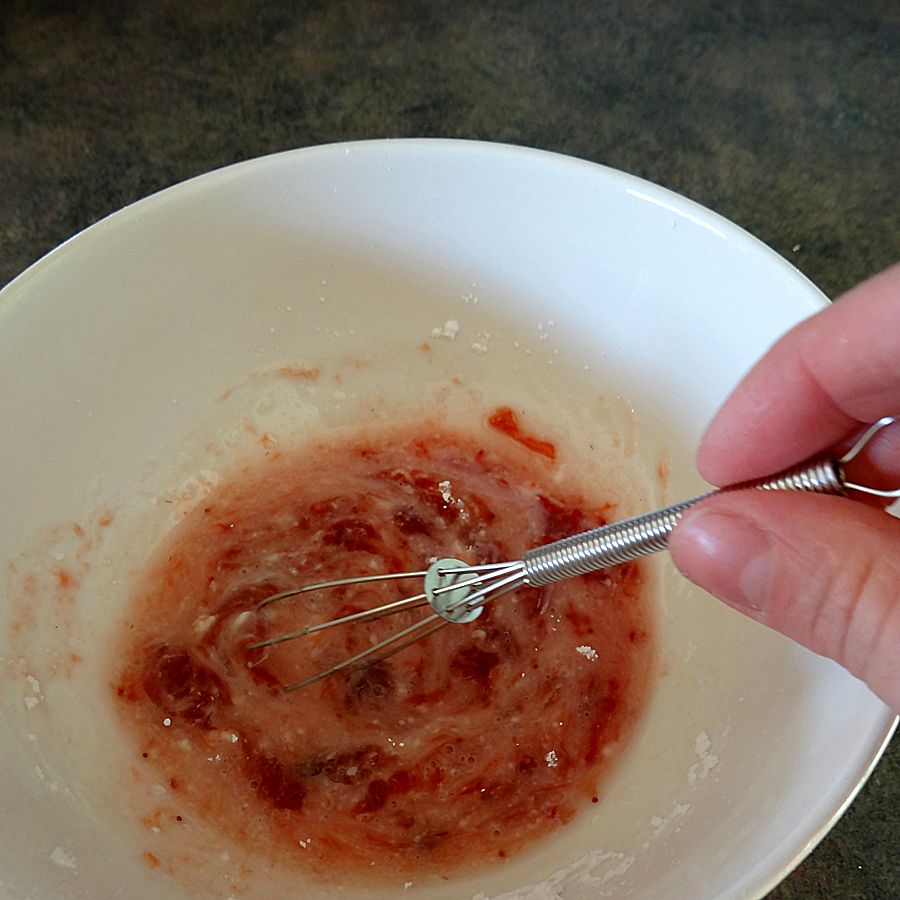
(248, 416), (899, 691)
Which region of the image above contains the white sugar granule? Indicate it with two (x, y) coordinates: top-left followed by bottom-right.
(687, 731), (720, 785)
(575, 645), (598, 661)
(50, 847), (77, 870)
(430, 319), (460, 340)
(470, 332), (490, 353)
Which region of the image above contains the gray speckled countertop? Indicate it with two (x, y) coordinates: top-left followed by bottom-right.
(1, 1), (897, 896)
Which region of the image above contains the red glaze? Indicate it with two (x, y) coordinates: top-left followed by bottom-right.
(487, 407), (558, 460)
(113, 423), (654, 881)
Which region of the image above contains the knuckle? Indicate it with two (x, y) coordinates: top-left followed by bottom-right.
(830, 555), (892, 679)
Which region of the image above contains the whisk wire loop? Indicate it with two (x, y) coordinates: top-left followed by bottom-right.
(255, 569), (429, 612)
(282, 613), (446, 692)
(248, 591), (429, 650)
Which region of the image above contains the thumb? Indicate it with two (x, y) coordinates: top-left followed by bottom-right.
(669, 491), (900, 712)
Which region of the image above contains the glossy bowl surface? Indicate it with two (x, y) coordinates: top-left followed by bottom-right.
(0, 140), (894, 900)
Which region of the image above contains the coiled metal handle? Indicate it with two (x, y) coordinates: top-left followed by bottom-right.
(524, 416), (898, 587)
(523, 452), (861, 587)
(523, 495), (710, 585)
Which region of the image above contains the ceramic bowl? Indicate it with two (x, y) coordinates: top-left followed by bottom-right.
(0, 140), (894, 899)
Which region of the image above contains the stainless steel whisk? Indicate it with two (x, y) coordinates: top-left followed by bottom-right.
(248, 416), (899, 691)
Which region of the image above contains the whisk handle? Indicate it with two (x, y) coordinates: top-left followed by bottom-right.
(522, 457), (844, 587)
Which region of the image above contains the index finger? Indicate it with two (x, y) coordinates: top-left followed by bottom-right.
(697, 263), (900, 485)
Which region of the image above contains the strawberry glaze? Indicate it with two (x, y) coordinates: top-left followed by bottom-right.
(113, 416), (654, 881)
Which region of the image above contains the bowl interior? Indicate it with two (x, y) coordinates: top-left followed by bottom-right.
(0, 141), (893, 900)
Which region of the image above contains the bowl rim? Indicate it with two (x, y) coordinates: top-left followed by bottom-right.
(0, 138), (830, 314)
(1, 138), (896, 899)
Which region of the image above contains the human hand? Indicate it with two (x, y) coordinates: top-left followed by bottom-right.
(669, 263), (900, 712)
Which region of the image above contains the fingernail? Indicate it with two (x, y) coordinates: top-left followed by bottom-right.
(672, 510), (774, 613)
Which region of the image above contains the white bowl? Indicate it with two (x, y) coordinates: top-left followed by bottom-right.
(0, 140), (894, 900)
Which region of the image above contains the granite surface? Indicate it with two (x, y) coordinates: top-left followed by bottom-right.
(1, 1), (897, 897)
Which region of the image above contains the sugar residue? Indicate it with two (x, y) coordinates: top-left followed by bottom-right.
(23, 673), (44, 710)
(536, 320), (555, 342)
(50, 846), (78, 870)
(430, 319), (460, 340)
(649, 800), (692, 836)
(437, 479), (469, 521)
(687, 731), (719, 785)
(471, 332), (490, 354)
(471, 846), (637, 899)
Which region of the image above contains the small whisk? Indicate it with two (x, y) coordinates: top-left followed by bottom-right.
(248, 416), (899, 691)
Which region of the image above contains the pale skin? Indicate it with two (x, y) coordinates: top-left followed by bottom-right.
(669, 263), (900, 713)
